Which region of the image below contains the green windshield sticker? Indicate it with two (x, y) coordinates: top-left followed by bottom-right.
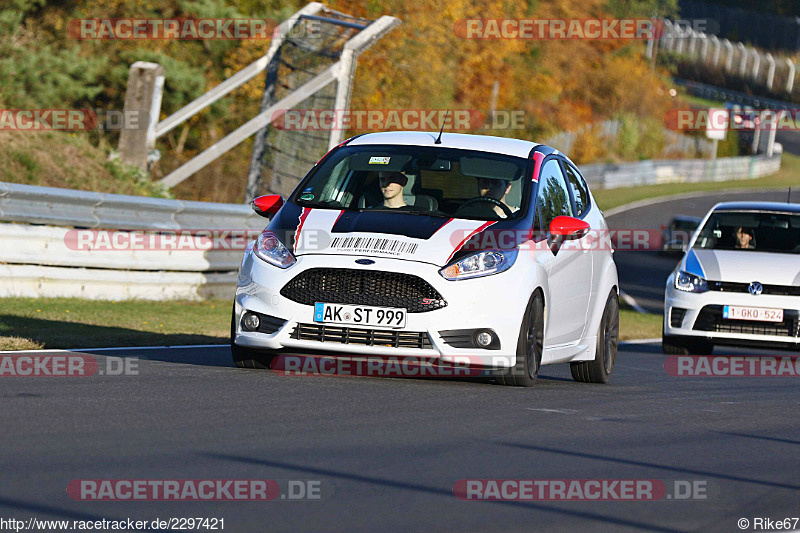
(300, 193), (315, 201)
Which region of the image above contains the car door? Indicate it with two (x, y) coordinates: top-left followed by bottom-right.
(536, 158), (593, 346)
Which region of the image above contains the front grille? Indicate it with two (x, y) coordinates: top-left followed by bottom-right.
(280, 268), (447, 313)
(290, 323), (433, 349)
(707, 281), (800, 296)
(693, 305), (800, 337)
(670, 307), (687, 328)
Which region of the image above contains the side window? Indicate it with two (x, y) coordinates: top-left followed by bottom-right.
(536, 159), (573, 230)
(563, 162), (590, 217)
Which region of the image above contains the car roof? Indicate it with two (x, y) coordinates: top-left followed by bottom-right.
(712, 201), (800, 214)
(347, 131), (542, 159)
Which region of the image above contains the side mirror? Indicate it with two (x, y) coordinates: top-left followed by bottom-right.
(251, 195), (284, 217)
(549, 215), (590, 240)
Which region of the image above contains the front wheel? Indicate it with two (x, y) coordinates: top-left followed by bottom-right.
(497, 292), (544, 387)
(571, 290), (619, 384)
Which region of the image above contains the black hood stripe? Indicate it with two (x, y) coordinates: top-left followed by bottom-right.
(331, 211), (452, 240)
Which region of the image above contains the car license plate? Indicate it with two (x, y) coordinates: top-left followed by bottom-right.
(723, 305), (783, 322)
(314, 303), (406, 328)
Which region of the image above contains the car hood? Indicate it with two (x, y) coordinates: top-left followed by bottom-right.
(270, 206), (528, 267)
(682, 248), (800, 285)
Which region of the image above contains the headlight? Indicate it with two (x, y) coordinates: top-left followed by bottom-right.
(439, 249), (518, 280)
(674, 270), (707, 293)
(254, 230), (295, 268)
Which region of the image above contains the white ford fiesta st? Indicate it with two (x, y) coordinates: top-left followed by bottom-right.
(664, 202), (800, 354)
(232, 131), (619, 386)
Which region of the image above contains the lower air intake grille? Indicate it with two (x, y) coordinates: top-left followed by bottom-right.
(291, 323), (433, 349)
(280, 268), (447, 313)
(670, 307), (687, 328)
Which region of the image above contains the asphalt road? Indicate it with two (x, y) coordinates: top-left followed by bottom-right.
(606, 188), (799, 314)
(1, 344), (798, 532)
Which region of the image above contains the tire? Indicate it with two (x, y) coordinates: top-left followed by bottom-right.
(497, 292), (544, 387)
(662, 332), (713, 355)
(661, 335), (690, 355)
(571, 290), (619, 384)
(230, 307), (278, 369)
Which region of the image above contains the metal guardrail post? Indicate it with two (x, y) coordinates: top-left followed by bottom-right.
(766, 54), (776, 91)
(118, 62), (165, 170)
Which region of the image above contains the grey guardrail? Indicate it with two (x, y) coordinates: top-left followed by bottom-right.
(580, 153), (781, 189)
(0, 181), (267, 300)
(0, 181), (265, 230)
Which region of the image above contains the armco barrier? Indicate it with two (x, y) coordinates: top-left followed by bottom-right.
(0, 264), (236, 300)
(0, 182), (264, 300)
(0, 181), (264, 230)
(579, 153), (781, 189)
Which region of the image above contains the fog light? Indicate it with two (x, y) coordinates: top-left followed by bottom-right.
(475, 330), (493, 348)
(243, 312), (260, 331)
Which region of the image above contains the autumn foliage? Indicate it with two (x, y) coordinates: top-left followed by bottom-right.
(1, 0), (678, 201)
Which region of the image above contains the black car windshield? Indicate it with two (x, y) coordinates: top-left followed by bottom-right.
(292, 145), (531, 220)
(693, 210), (800, 253)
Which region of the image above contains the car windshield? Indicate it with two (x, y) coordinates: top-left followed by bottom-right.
(292, 145), (531, 220)
(692, 210), (800, 254)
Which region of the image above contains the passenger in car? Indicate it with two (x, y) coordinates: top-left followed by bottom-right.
(734, 226), (756, 249)
(377, 171), (410, 209)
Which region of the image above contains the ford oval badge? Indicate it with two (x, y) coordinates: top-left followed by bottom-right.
(355, 259), (375, 265)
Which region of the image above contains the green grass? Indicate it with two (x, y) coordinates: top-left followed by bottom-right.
(593, 152), (800, 212)
(619, 309), (662, 341)
(0, 298), (230, 350)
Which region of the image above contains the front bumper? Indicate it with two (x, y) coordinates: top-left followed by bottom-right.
(664, 283), (800, 349)
(233, 248), (537, 368)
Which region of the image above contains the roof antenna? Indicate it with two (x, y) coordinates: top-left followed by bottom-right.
(789, 186), (793, 204)
(434, 110), (450, 144)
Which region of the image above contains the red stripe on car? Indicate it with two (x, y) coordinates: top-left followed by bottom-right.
(294, 207), (311, 253)
(446, 221), (496, 264)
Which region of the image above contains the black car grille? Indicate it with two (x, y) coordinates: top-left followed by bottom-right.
(290, 323), (433, 349)
(280, 268), (447, 313)
(670, 307), (687, 328)
(707, 281), (800, 296)
(693, 305), (800, 337)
